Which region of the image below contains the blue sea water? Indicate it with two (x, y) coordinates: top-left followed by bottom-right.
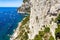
(0, 7), (24, 40)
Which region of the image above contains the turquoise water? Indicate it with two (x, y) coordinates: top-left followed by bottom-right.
(0, 7), (24, 40)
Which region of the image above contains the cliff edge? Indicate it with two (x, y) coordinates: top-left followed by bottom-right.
(11, 0), (60, 40)
(18, 0), (30, 13)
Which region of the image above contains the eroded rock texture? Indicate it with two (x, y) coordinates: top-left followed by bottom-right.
(28, 0), (60, 40)
(10, 0), (60, 40)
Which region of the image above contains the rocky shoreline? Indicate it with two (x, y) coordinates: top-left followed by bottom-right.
(10, 22), (21, 40)
(10, 14), (30, 40)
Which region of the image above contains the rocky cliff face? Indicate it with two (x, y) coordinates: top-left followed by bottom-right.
(18, 0), (30, 13)
(28, 0), (60, 40)
(11, 0), (60, 40)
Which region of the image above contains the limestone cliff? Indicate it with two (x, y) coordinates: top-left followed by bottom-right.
(18, 0), (30, 13)
(11, 0), (60, 40)
(28, 0), (60, 40)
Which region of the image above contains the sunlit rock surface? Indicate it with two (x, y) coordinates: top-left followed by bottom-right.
(11, 0), (60, 40)
(29, 0), (60, 40)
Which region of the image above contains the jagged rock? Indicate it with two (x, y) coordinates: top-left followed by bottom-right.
(18, 0), (30, 13)
(11, 0), (60, 40)
(28, 0), (60, 40)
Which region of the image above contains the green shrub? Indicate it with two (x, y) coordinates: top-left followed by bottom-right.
(44, 27), (50, 33)
(34, 35), (42, 40)
(55, 28), (60, 34)
(55, 24), (60, 35)
(39, 31), (45, 37)
(21, 15), (30, 26)
(23, 32), (28, 40)
(49, 36), (54, 40)
(55, 14), (60, 23)
(15, 32), (28, 40)
(57, 14), (60, 21)
(55, 24), (60, 40)
(34, 31), (45, 40)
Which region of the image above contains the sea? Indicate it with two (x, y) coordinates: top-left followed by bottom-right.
(0, 7), (24, 40)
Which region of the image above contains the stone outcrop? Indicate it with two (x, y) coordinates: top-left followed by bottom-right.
(18, 0), (30, 13)
(11, 0), (60, 40)
(28, 0), (60, 40)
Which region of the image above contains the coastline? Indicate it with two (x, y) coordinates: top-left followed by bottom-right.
(10, 22), (22, 40)
(10, 0), (60, 40)
(10, 15), (29, 40)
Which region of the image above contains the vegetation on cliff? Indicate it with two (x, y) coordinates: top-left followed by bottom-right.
(55, 14), (60, 39)
(14, 15), (30, 40)
(34, 27), (52, 40)
(12, 0), (60, 40)
(49, 36), (54, 40)
(33, 13), (60, 40)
